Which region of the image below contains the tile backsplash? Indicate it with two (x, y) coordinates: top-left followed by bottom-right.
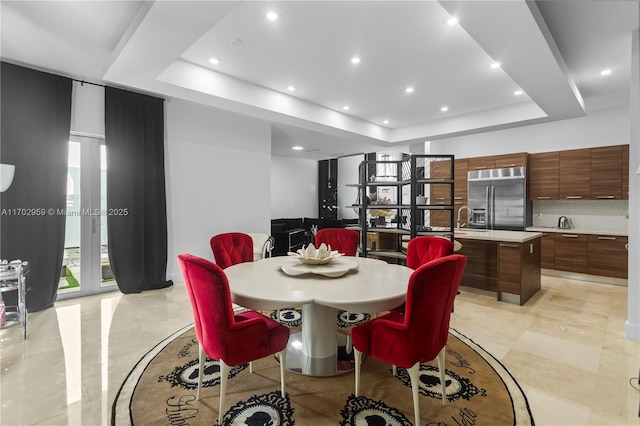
(532, 200), (628, 233)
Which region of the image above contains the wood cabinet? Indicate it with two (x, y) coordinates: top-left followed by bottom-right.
(494, 152), (528, 169)
(590, 145), (623, 200)
(540, 232), (555, 269)
(429, 159), (453, 228)
(622, 144), (629, 200)
(559, 148), (591, 200)
(528, 152), (559, 200)
(453, 159), (469, 226)
(498, 238), (541, 306)
(587, 235), (628, 279)
(457, 239), (498, 291)
(467, 153), (527, 172)
(467, 156), (496, 171)
(554, 233), (588, 273)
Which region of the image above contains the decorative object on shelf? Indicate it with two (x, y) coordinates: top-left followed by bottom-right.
(369, 197), (395, 218)
(288, 243), (341, 265)
(0, 164), (15, 192)
(279, 257), (359, 278)
(416, 194), (427, 204)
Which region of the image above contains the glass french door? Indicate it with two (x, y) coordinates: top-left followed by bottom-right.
(58, 134), (117, 299)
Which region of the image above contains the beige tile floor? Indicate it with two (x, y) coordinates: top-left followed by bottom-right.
(0, 274), (638, 425)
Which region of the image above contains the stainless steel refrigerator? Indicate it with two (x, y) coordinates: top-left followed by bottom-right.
(467, 167), (532, 231)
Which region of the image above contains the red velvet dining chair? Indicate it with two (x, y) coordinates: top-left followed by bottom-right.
(315, 228), (359, 256)
(352, 254), (467, 426)
(210, 232), (254, 269)
(314, 227), (366, 347)
(405, 236), (454, 270)
(178, 254), (290, 425)
(391, 236), (455, 315)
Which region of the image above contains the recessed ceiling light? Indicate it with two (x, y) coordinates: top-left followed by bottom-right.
(287, 86), (296, 91)
(490, 62), (501, 69)
(440, 106), (449, 112)
(447, 17), (458, 26)
(405, 87), (414, 94)
(343, 105), (350, 110)
(383, 120), (389, 124)
(600, 68), (612, 76)
(266, 11), (279, 21)
(209, 58), (220, 65)
(514, 90), (523, 96)
(292, 146), (304, 151)
(351, 57), (361, 64)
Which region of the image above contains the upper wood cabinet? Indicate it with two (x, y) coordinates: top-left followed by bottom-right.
(467, 156), (496, 171)
(559, 148), (591, 200)
(494, 152), (528, 169)
(590, 145), (623, 200)
(528, 152), (559, 200)
(622, 144), (629, 200)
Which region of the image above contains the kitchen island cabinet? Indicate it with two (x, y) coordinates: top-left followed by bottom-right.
(454, 230), (542, 305)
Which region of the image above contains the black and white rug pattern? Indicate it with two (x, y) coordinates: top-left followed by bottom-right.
(113, 326), (534, 425)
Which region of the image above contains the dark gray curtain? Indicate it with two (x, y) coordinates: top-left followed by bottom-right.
(104, 87), (172, 293)
(0, 62), (72, 311)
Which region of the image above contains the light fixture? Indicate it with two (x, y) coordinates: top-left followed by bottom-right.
(0, 164), (15, 192)
(287, 85), (296, 91)
(208, 58), (220, 65)
(351, 57), (361, 64)
(266, 11), (279, 21)
(383, 120), (389, 124)
(514, 90), (523, 96)
(440, 106), (449, 112)
(447, 17), (458, 26)
(343, 105), (350, 110)
(292, 146), (304, 151)
(405, 87), (414, 94)
(601, 68), (612, 76)
(490, 62), (501, 69)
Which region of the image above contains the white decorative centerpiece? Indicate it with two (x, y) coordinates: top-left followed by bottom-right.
(288, 243), (342, 265)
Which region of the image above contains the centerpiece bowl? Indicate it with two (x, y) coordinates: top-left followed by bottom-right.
(288, 243), (342, 265)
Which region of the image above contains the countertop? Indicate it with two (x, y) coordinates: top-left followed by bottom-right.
(526, 226), (628, 237)
(453, 229), (542, 243)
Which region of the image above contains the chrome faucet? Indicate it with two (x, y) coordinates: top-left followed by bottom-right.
(457, 206), (472, 230)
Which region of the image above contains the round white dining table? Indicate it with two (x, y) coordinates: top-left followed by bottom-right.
(225, 256), (413, 376)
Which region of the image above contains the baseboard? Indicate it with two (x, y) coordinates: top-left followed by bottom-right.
(542, 269), (628, 286)
(625, 320), (640, 341)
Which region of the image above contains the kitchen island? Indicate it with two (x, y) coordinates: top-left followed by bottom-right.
(454, 229), (543, 305)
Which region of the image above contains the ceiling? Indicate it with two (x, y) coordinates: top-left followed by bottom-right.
(1, 1), (638, 160)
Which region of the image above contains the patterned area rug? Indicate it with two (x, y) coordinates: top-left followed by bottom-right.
(112, 325), (534, 425)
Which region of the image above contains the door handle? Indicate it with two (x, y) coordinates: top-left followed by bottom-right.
(596, 195), (615, 199)
(565, 196), (583, 199)
(561, 234), (579, 238)
(536, 196), (552, 200)
(597, 236), (616, 240)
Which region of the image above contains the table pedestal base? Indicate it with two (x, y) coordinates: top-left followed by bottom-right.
(283, 332), (356, 376)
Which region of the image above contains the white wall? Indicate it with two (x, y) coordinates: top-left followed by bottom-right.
(627, 27), (639, 340)
(270, 154), (318, 219)
(166, 100), (272, 280)
(429, 107), (629, 158)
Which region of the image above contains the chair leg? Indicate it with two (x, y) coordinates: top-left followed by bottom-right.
(249, 361), (253, 374)
(196, 344), (205, 400)
(436, 347), (447, 406)
(218, 359), (230, 426)
(407, 362), (421, 426)
(392, 365), (397, 377)
(346, 333), (352, 354)
(354, 348), (362, 396)
(278, 349), (286, 397)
